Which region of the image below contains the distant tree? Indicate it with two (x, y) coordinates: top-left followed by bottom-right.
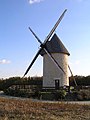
(0, 76), (43, 91)
(69, 75), (90, 86)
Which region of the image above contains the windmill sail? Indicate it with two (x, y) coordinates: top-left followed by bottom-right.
(43, 9), (67, 44)
(23, 9), (67, 77)
(23, 49), (42, 77)
(29, 27), (65, 74)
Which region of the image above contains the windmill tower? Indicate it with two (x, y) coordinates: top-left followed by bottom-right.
(23, 9), (76, 88)
(40, 33), (70, 88)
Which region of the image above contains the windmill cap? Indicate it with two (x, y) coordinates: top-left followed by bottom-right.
(40, 33), (70, 56)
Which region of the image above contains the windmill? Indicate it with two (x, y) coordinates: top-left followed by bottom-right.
(23, 9), (77, 88)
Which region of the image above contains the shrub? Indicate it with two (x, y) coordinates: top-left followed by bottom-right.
(54, 90), (67, 100)
(77, 90), (90, 101)
(41, 92), (55, 100)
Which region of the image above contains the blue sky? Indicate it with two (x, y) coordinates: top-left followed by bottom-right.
(0, 0), (90, 78)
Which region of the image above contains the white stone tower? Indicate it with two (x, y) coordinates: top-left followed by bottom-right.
(40, 34), (70, 88)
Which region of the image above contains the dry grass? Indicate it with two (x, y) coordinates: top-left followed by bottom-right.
(0, 97), (90, 120)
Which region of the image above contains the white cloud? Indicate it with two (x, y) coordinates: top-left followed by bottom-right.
(0, 59), (11, 64)
(28, 0), (44, 4)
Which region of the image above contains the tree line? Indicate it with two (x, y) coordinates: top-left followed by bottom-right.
(0, 75), (90, 90)
(69, 75), (90, 86)
(0, 77), (42, 91)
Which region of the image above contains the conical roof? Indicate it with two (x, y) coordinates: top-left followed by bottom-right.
(40, 33), (70, 56)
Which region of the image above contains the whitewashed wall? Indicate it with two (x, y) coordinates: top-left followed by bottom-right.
(43, 53), (69, 88)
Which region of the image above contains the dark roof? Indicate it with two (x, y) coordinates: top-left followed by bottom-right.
(40, 33), (70, 56)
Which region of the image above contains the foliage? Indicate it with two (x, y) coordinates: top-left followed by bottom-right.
(4, 87), (40, 98)
(77, 90), (90, 101)
(0, 76), (42, 91)
(0, 76), (90, 101)
(0, 75), (90, 91)
(69, 75), (90, 86)
(38, 90), (67, 101)
(0, 77), (22, 90)
(68, 89), (90, 101)
(40, 92), (55, 100)
(54, 90), (67, 100)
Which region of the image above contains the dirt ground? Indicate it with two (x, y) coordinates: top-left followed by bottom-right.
(0, 97), (90, 120)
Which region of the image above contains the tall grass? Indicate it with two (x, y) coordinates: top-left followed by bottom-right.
(0, 97), (90, 120)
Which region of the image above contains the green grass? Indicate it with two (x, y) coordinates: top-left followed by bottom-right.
(0, 97), (90, 120)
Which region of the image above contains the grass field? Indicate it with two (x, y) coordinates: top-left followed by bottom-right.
(0, 97), (90, 120)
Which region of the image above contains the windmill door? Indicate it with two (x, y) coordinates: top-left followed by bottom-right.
(55, 79), (59, 89)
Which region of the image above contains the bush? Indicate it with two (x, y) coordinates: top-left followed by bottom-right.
(77, 90), (90, 101)
(40, 90), (67, 101)
(41, 92), (55, 100)
(54, 90), (67, 100)
(3, 88), (15, 96)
